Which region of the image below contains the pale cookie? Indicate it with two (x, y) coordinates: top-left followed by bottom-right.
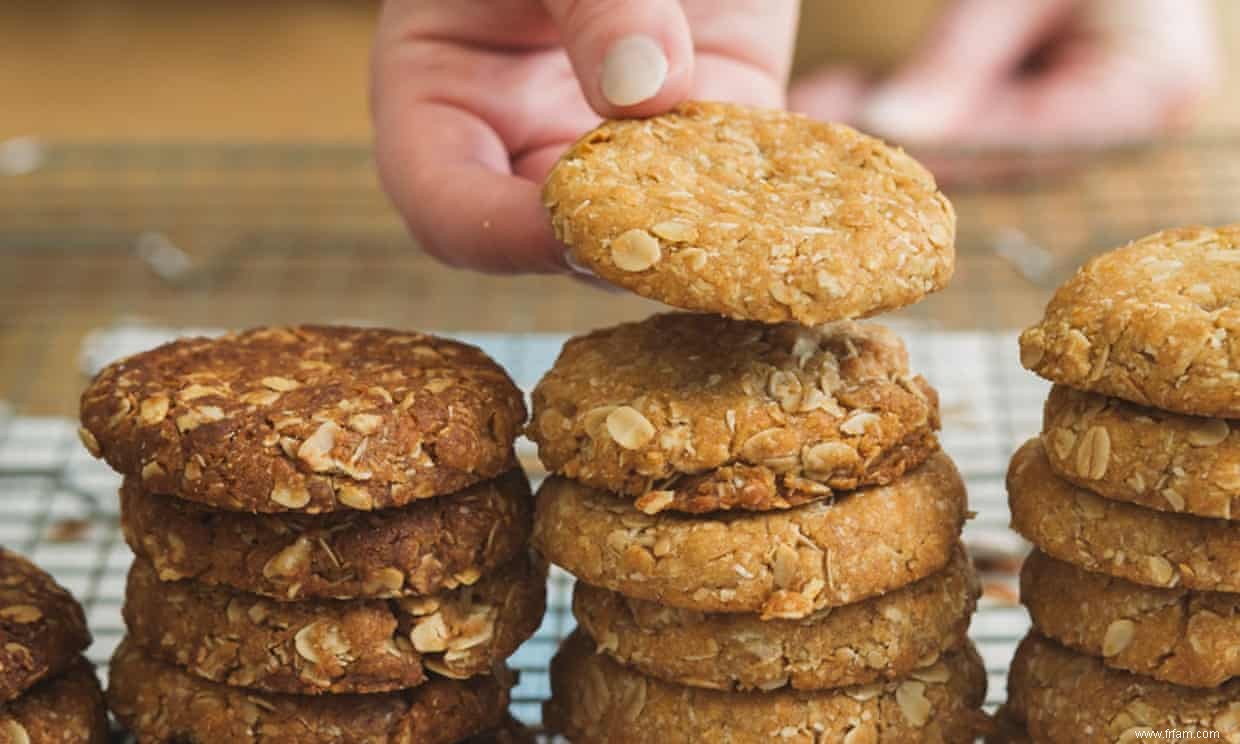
(544, 630), (988, 744)
(0, 549), (91, 704)
(0, 659), (109, 744)
(529, 313), (940, 513)
(1043, 385), (1240, 520)
(544, 101), (956, 325)
(533, 452), (967, 619)
(80, 325), (526, 513)
(108, 639), (511, 744)
(572, 544), (977, 691)
(1009, 439), (1240, 592)
(120, 469), (531, 601)
(1023, 550), (1240, 689)
(123, 552), (545, 694)
(1020, 225), (1240, 418)
(1008, 633), (1240, 744)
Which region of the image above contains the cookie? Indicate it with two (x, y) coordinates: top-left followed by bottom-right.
(108, 639), (511, 744)
(123, 552), (545, 695)
(1020, 225), (1240, 418)
(1023, 550), (1240, 689)
(1044, 384), (1240, 520)
(529, 314), (939, 513)
(0, 659), (109, 744)
(121, 469), (531, 600)
(543, 101), (955, 325)
(544, 630), (988, 744)
(1008, 633), (1240, 743)
(572, 544), (977, 691)
(985, 706), (1031, 744)
(533, 452), (967, 619)
(80, 325), (526, 513)
(462, 715), (535, 744)
(1009, 439), (1240, 592)
(0, 549), (91, 703)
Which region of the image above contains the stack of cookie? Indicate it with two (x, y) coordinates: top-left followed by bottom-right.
(77, 325), (543, 743)
(1001, 226), (1240, 742)
(0, 548), (108, 744)
(531, 103), (988, 742)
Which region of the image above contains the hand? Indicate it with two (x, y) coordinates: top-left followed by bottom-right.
(792, 0), (1219, 148)
(372, 0), (798, 274)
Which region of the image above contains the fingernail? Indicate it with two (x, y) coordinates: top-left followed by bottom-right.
(860, 88), (952, 142)
(600, 34), (668, 107)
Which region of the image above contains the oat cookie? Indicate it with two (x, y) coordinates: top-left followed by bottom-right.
(1008, 633), (1240, 744)
(1020, 225), (1240, 418)
(0, 549), (91, 704)
(1009, 439), (1240, 592)
(1023, 550), (1240, 689)
(529, 314), (940, 513)
(533, 452), (967, 619)
(543, 101), (955, 325)
(108, 639), (511, 744)
(544, 630), (987, 744)
(986, 705), (1032, 744)
(123, 552), (545, 695)
(0, 659), (108, 744)
(121, 469), (531, 601)
(80, 325), (526, 513)
(463, 715), (535, 744)
(1042, 385), (1240, 520)
(573, 544), (977, 691)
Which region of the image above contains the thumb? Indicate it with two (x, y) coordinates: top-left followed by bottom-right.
(542, 0), (693, 118)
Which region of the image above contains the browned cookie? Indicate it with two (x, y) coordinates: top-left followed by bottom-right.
(0, 549), (91, 704)
(80, 325), (526, 513)
(0, 659), (109, 744)
(544, 630), (988, 744)
(1008, 633), (1240, 743)
(986, 705), (1032, 744)
(529, 314), (940, 513)
(1043, 385), (1240, 520)
(1023, 550), (1240, 689)
(123, 552), (545, 694)
(121, 469), (531, 600)
(1020, 225), (1240, 418)
(543, 101), (955, 325)
(573, 544), (977, 691)
(1009, 439), (1240, 592)
(108, 638), (511, 744)
(533, 452), (967, 619)
(462, 715), (535, 744)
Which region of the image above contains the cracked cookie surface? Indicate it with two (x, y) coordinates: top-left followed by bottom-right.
(1020, 225), (1240, 418)
(529, 313), (940, 513)
(544, 101), (955, 325)
(80, 325), (526, 513)
(533, 452), (967, 618)
(0, 549), (91, 704)
(0, 659), (108, 744)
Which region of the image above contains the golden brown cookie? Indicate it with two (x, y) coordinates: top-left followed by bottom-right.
(1008, 633), (1240, 744)
(0, 659), (109, 744)
(543, 101), (955, 325)
(986, 705), (1032, 744)
(123, 552), (545, 695)
(0, 549), (91, 704)
(462, 715), (535, 744)
(544, 630), (988, 744)
(121, 469), (531, 601)
(1044, 384), (1240, 520)
(1009, 439), (1240, 592)
(107, 638), (512, 744)
(1020, 225), (1240, 418)
(80, 325), (526, 513)
(529, 314), (940, 513)
(572, 544), (977, 691)
(1023, 550), (1240, 689)
(533, 452), (967, 619)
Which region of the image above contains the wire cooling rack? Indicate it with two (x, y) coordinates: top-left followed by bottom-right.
(3, 139), (1240, 737)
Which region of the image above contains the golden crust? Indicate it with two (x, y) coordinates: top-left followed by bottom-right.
(532, 452), (967, 619)
(544, 101), (955, 325)
(80, 325), (526, 513)
(1009, 439), (1240, 592)
(1020, 225), (1240, 417)
(0, 659), (108, 744)
(0, 549), (91, 704)
(529, 314), (940, 513)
